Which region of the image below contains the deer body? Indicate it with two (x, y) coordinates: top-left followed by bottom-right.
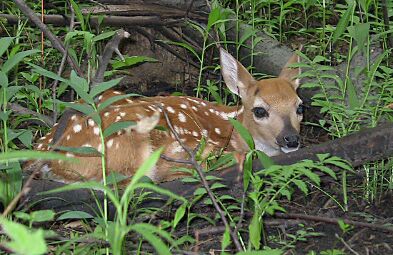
(34, 49), (303, 182)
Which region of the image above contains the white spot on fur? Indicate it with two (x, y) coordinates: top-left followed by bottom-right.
(215, 128), (221, 135)
(192, 131), (199, 137)
(82, 143), (91, 147)
(66, 135), (71, 140)
(204, 111), (209, 116)
(104, 112), (110, 117)
(48, 138), (53, 143)
(88, 119), (95, 127)
(114, 108), (120, 112)
(53, 123), (58, 127)
(200, 102), (207, 106)
(97, 144), (102, 153)
(126, 99), (133, 103)
(39, 136), (46, 140)
(37, 144), (43, 149)
(106, 139), (114, 148)
(180, 104), (187, 109)
(94, 127), (100, 135)
(166, 106), (175, 113)
(115, 142), (120, 149)
(120, 112), (126, 117)
(98, 95), (103, 100)
(178, 112), (187, 123)
(148, 105), (156, 111)
(169, 141), (184, 154)
(202, 129), (208, 137)
(209, 140), (220, 145)
(113, 91), (121, 95)
(209, 109), (215, 113)
(192, 106), (198, 111)
(73, 124), (82, 133)
(115, 116), (122, 122)
(71, 115), (77, 121)
(66, 152), (74, 158)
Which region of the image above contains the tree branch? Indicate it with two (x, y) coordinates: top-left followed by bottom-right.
(13, 0), (84, 76)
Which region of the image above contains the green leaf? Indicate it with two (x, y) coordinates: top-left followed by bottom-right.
(51, 145), (101, 156)
(69, 0), (85, 30)
(97, 94), (140, 112)
(0, 217), (47, 255)
(228, 118), (254, 149)
(30, 210), (55, 223)
(93, 30), (116, 42)
(103, 121), (136, 138)
(163, 41), (201, 62)
(0, 71), (8, 88)
(134, 182), (187, 203)
(236, 249), (283, 255)
(90, 77), (123, 98)
(193, 187), (207, 196)
(29, 63), (68, 83)
(0, 37), (13, 58)
(249, 210), (261, 249)
(0, 150), (73, 163)
(112, 56), (157, 69)
(69, 71), (92, 104)
(2, 49), (39, 74)
(221, 227), (231, 251)
(345, 78), (360, 109)
(129, 224), (171, 255)
(314, 165), (337, 179)
(293, 179), (308, 194)
(207, 7), (221, 31)
(325, 158), (352, 171)
(347, 22), (370, 53)
(255, 150), (275, 168)
(211, 182), (226, 189)
(59, 101), (99, 124)
(57, 211), (94, 220)
(173, 203), (187, 229)
(331, 1), (355, 44)
(6, 85), (23, 101)
(13, 212), (31, 222)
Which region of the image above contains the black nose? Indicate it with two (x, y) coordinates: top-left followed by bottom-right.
(283, 135), (299, 148)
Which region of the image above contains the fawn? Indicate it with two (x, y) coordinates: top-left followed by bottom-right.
(34, 48), (303, 182)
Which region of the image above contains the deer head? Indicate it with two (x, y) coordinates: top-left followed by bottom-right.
(220, 48), (303, 156)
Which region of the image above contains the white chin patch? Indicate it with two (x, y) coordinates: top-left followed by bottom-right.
(281, 147), (299, 154)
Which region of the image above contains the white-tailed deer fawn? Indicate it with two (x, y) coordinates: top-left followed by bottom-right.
(34, 48), (303, 182)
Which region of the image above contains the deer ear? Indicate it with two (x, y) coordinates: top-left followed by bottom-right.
(220, 48), (255, 98)
(279, 51), (301, 90)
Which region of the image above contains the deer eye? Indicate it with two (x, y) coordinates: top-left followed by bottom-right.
(252, 107), (269, 118)
(296, 104), (305, 115)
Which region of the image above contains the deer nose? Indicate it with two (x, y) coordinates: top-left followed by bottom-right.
(283, 135), (299, 148)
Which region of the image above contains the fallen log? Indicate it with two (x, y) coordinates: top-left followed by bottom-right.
(0, 14), (183, 28)
(24, 122), (393, 217)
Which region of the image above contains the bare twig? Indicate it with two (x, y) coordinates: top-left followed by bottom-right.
(274, 212), (393, 233)
(160, 107), (243, 252)
(13, 0), (83, 76)
(51, 0), (76, 122)
(335, 233), (361, 255)
(7, 102), (54, 127)
(91, 29), (130, 88)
